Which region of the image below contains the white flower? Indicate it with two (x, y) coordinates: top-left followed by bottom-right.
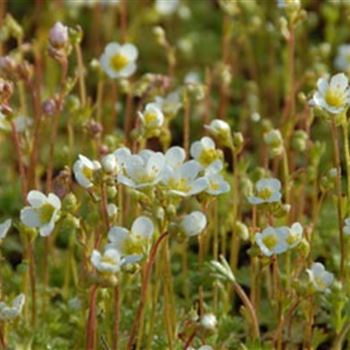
(180, 211), (207, 237)
(204, 160), (230, 195)
(255, 226), (289, 257)
(335, 45), (350, 71)
(102, 154), (119, 174)
(73, 154), (101, 188)
(0, 219), (11, 240)
(344, 217), (350, 235)
(162, 160), (208, 197)
(190, 137), (221, 167)
(200, 313), (217, 331)
(248, 178), (282, 205)
(164, 146), (186, 169)
(117, 150), (165, 189)
(312, 73), (350, 114)
(306, 262), (334, 292)
(282, 222), (303, 248)
(155, 0), (179, 15)
(0, 294), (25, 321)
(49, 22), (68, 48)
(154, 91), (182, 116)
(204, 119), (232, 145)
(100, 42), (138, 79)
(20, 191), (61, 237)
(139, 103), (164, 129)
(107, 216), (154, 258)
(91, 248), (121, 274)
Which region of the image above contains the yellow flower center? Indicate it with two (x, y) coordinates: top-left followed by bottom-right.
(167, 178), (191, 192)
(82, 166), (93, 180)
(324, 88), (345, 108)
(198, 149), (219, 166)
(258, 187), (272, 200)
(122, 235), (145, 256)
(262, 234), (278, 250)
(314, 276), (326, 290)
(110, 53), (129, 71)
(101, 255), (117, 265)
(39, 203), (55, 224)
(144, 111), (158, 125)
(209, 181), (220, 191)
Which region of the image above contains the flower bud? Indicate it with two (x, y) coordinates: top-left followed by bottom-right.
(236, 221), (249, 241)
(42, 98), (58, 116)
(49, 22), (68, 49)
(199, 313), (217, 332)
(62, 193), (78, 212)
(102, 154), (118, 174)
(107, 203), (118, 218)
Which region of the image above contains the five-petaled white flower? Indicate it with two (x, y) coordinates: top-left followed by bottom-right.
(100, 42), (138, 79)
(139, 103), (164, 129)
(162, 159), (208, 197)
(335, 45), (350, 71)
(282, 222), (303, 248)
(0, 294), (25, 321)
(117, 150), (165, 189)
(0, 219), (11, 240)
(255, 226), (289, 257)
(20, 191), (61, 237)
(107, 216), (154, 259)
(190, 137), (221, 167)
(180, 211), (207, 237)
(248, 178), (282, 205)
(73, 154), (101, 189)
(91, 248), (121, 274)
(306, 262), (334, 292)
(312, 73), (350, 114)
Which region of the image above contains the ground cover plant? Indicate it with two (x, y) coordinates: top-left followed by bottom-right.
(1, 0), (350, 349)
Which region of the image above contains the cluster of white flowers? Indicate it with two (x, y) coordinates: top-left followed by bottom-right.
(71, 141), (229, 274)
(312, 73), (350, 114)
(73, 143), (229, 197)
(255, 223), (303, 257)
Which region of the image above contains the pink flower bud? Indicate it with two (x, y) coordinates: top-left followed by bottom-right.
(49, 22), (68, 48)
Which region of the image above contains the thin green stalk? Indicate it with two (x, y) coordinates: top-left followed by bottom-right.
(331, 120), (345, 279)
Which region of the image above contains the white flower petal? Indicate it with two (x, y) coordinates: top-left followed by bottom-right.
(131, 216), (154, 239)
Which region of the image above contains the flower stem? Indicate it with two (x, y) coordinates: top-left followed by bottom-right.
(86, 285), (98, 350)
(127, 232), (169, 349)
(331, 119), (345, 279)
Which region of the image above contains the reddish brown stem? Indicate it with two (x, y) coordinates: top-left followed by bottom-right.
(127, 232), (169, 349)
(86, 285), (98, 350)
